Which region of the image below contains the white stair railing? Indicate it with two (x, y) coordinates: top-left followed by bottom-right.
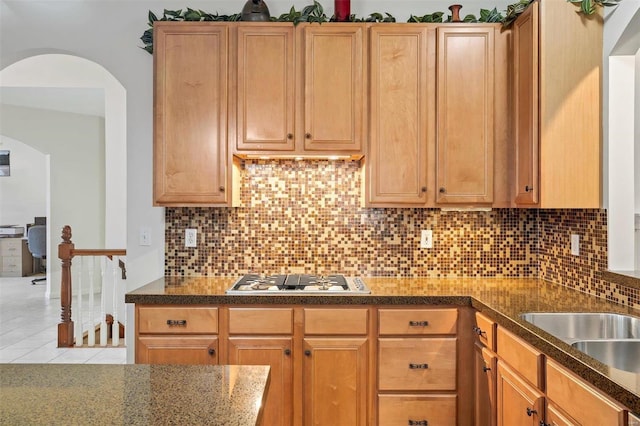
(58, 225), (126, 348)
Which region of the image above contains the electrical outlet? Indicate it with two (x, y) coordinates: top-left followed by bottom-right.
(185, 229), (197, 248)
(570, 234), (580, 256)
(139, 227), (151, 246)
(420, 230), (433, 249)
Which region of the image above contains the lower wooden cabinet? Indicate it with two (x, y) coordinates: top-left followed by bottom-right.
(228, 337), (293, 426)
(496, 361), (544, 426)
(136, 335), (218, 364)
(303, 337), (369, 426)
(378, 394), (457, 426)
(474, 342), (497, 426)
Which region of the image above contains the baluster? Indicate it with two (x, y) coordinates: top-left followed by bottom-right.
(111, 256), (119, 347)
(58, 226), (74, 347)
(87, 257), (95, 347)
(99, 257), (108, 347)
(74, 257), (84, 347)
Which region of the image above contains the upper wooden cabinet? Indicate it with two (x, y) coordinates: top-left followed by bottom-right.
(436, 26), (495, 204)
(153, 23), (230, 206)
(512, 0), (602, 208)
(365, 25), (431, 206)
(232, 23), (366, 157)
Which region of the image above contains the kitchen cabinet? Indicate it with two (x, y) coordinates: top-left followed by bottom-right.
(545, 359), (627, 425)
(365, 25), (431, 206)
(135, 306), (219, 364)
(153, 23), (233, 206)
(366, 24), (510, 208)
(473, 312), (497, 426)
(302, 308), (370, 426)
(232, 23), (365, 158)
(435, 26), (495, 204)
(377, 308), (459, 425)
(227, 308), (294, 426)
(512, 0), (602, 207)
(496, 361), (544, 426)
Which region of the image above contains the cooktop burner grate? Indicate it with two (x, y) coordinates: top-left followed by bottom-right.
(226, 274), (370, 294)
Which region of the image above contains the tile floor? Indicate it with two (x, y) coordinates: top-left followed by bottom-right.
(0, 276), (127, 364)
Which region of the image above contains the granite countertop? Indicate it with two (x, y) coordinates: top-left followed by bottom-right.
(127, 276), (640, 414)
(0, 364), (269, 425)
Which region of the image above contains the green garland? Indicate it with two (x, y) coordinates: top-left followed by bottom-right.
(140, 0), (619, 54)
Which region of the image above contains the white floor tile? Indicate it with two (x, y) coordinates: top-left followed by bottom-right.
(0, 276), (127, 364)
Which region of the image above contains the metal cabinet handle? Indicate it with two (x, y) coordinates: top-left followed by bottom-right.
(526, 407), (537, 417)
(472, 326), (486, 337)
(409, 363), (428, 369)
(284, 349), (291, 356)
(304, 350), (311, 357)
(439, 187), (446, 193)
(525, 185), (533, 192)
(287, 133), (293, 140)
(482, 366), (491, 372)
(219, 186), (225, 192)
(409, 321), (429, 327)
(166, 319), (187, 326)
(408, 421), (428, 426)
(421, 187), (427, 193)
(208, 348), (215, 356)
(305, 133), (311, 139)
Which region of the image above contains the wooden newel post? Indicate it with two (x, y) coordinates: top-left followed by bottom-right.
(58, 225), (75, 347)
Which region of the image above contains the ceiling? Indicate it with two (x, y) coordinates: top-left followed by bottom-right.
(0, 87), (105, 117)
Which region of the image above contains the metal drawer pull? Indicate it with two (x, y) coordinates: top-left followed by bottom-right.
(208, 348), (215, 356)
(472, 326), (487, 337)
(409, 363), (429, 369)
(408, 421), (428, 425)
(526, 407), (537, 417)
(409, 321), (429, 327)
(483, 366), (491, 372)
(166, 319), (187, 326)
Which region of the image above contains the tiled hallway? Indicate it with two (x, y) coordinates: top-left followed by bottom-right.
(0, 276), (127, 364)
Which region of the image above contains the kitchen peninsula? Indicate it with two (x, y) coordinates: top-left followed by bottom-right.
(0, 364), (269, 425)
(126, 277), (640, 424)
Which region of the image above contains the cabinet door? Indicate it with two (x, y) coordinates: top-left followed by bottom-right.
(228, 337), (293, 426)
(367, 25), (430, 206)
(475, 343), (497, 426)
(436, 26), (494, 204)
(136, 336), (218, 364)
(153, 23), (228, 206)
(235, 24), (295, 151)
(303, 338), (368, 426)
(513, 3), (539, 205)
(302, 24), (365, 152)
(496, 361), (543, 426)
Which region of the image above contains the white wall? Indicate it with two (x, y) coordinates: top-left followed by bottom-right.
(0, 104), (105, 295)
(0, 136), (46, 229)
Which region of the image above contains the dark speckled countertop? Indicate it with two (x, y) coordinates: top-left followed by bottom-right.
(127, 276), (640, 414)
(0, 364), (269, 425)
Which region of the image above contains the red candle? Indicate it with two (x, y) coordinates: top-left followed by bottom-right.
(335, 0), (350, 21)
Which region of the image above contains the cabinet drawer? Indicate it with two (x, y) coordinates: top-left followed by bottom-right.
(546, 359), (627, 426)
(496, 327), (543, 389)
(228, 308), (293, 334)
(475, 311), (496, 351)
(0, 239), (22, 255)
(378, 338), (456, 391)
(138, 306), (218, 334)
(378, 394), (457, 426)
(304, 308), (368, 335)
(2, 256), (22, 272)
(136, 335), (218, 364)
(379, 308), (458, 335)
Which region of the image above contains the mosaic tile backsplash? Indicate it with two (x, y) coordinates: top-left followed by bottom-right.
(165, 160), (638, 308)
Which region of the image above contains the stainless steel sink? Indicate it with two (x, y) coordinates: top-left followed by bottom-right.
(571, 340), (640, 373)
(520, 312), (640, 343)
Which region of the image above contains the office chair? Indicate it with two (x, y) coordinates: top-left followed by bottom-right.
(27, 225), (46, 285)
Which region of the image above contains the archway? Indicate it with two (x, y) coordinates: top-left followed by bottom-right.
(0, 54), (127, 298)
